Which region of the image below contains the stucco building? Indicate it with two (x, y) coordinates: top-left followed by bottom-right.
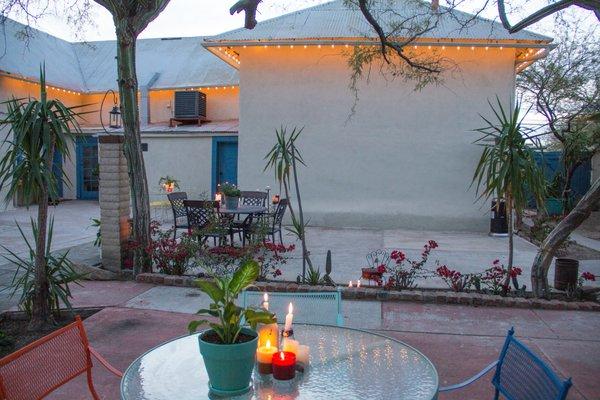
(0, 1), (554, 231)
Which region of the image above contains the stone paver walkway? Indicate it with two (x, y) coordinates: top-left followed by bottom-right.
(28, 281), (600, 400)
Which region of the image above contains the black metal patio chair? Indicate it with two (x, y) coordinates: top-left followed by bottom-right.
(240, 191), (268, 207)
(167, 192), (188, 239)
(183, 200), (230, 246)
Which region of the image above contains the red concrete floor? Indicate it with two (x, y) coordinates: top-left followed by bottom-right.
(24, 282), (599, 400)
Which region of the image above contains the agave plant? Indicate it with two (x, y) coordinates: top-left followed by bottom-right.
(0, 65), (86, 328)
(1, 218), (85, 316)
(471, 97), (546, 294)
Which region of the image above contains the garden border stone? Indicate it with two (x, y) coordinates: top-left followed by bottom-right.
(136, 273), (600, 312)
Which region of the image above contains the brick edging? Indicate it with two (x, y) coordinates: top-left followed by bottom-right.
(136, 273), (600, 312)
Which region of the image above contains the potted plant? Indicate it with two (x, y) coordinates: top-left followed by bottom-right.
(159, 175), (180, 193)
(221, 183), (241, 209)
(188, 260), (275, 396)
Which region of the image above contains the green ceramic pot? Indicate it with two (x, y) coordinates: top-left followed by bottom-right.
(225, 196), (239, 210)
(198, 328), (258, 396)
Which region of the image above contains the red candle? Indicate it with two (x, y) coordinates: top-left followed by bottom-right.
(272, 351), (296, 380)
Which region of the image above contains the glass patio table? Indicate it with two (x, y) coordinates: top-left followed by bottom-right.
(120, 324), (439, 400)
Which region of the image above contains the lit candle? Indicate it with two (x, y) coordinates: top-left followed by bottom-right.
(256, 340), (278, 374)
(348, 280), (353, 287)
(262, 293), (269, 310)
(215, 193), (222, 202)
(296, 345), (310, 371)
(284, 303), (293, 332)
(356, 279), (361, 288)
(272, 351), (296, 380)
(272, 194), (280, 204)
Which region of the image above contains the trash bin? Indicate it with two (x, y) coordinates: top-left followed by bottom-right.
(554, 258), (579, 291)
(490, 199), (508, 237)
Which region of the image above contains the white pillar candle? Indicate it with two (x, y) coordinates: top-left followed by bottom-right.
(348, 280), (353, 287)
(296, 345), (310, 367)
(263, 293), (269, 310)
(282, 337), (299, 356)
(284, 303), (294, 332)
(357, 279), (361, 288)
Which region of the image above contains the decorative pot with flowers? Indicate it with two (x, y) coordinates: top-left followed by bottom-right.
(158, 175), (180, 193)
(188, 260), (276, 396)
(221, 182), (241, 210)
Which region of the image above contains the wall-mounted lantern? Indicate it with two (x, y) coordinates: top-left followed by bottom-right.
(100, 89), (121, 131)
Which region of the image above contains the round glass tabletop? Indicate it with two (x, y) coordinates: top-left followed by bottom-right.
(121, 324), (439, 400)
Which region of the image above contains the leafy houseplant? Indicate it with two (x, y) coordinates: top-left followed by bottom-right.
(188, 260), (275, 395)
(221, 183), (241, 209)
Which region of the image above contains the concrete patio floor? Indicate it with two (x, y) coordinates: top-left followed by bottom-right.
(36, 281), (600, 400)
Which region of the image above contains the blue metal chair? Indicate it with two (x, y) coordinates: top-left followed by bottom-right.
(439, 328), (572, 400)
(241, 290), (344, 327)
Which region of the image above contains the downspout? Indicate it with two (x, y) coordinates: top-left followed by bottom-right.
(140, 72), (160, 126)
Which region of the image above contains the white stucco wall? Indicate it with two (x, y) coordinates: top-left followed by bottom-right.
(141, 133), (215, 202)
(236, 46), (517, 231)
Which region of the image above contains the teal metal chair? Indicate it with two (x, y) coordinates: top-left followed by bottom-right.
(241, 290), (344, 327)
(439, 328), (572, 400)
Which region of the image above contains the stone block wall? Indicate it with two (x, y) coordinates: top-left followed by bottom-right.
(98, 135), (130, 272)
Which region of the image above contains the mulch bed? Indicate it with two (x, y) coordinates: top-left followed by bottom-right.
(0, 308), (101, 358)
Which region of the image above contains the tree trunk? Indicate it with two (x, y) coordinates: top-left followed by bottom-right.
(29, 142), (56, 330)
(290, 145), (312, 281)
(531, 178), (600, 298)
(116, 26), (151, 275)
(502, 196), (514, 295)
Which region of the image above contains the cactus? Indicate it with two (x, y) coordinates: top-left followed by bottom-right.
(325, 250), (332, 276)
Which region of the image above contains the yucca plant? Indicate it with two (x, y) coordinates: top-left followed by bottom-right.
(0, 65), (86, 329)
(1, 218), (85, 317)
(264, 126), (313, 281)
(471, 97), (546, 294)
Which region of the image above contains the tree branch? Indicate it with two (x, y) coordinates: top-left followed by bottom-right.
(230, 0), (261, 29)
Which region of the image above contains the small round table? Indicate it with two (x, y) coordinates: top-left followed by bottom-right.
(120, 325), (439, 400)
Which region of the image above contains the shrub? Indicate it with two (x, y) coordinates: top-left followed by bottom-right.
(377, 240), (438, 290)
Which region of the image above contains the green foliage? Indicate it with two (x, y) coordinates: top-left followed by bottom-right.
(158, 175), (180, 191)
(0, 66), (85, 205)
(90, 218), (102, 247)
(298, 250), (335, 286)
(264, 126), (305, 197)
(325, 250), (332, 276)
(472, 97), (546, 213)
(0, 218), (84, 316)
(188, 260), (276, 344)
(220, 182), (241, 197)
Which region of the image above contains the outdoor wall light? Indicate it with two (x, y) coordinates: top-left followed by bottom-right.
(100, 89), (122, 131)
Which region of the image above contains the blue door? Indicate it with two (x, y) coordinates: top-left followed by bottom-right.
(212, 137), (238, 195)
(76, 136), (99, 200)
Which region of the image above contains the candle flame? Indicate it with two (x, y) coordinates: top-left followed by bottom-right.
(348, 280), (353, 287)
(266, 340), (271, 349)
(288, 303), (293, 314)
(263, 293), (268, 302)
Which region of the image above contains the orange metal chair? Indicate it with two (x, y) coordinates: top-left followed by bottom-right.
(0, 315), (122, 400)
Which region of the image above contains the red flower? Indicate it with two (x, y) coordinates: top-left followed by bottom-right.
(428, 240), (438, 249)
(377, 264), (387, 274)
(493, 259), (500, 265)
(582, 272), (596, 281)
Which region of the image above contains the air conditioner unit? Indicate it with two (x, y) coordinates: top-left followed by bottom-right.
(174, 91), (207, 119)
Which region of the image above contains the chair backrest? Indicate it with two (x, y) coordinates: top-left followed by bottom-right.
(184, 200), (219, 230)
(240, 191), (268, 207)
(241, 290), (343, 327)
(0, 316), (92, 400)
(272, 199), (288, 228)
(366, 249), (390, 268)
(493, 328), (572, 400)
(167, 192), (188, 219)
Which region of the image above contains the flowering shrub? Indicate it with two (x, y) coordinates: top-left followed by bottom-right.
(197, 242), (294, 280)
(147, 231), (199, 275)
(480, 260), (522, 295)
(377, 240), (438, 290)
(567, 271), (597, 300)
(582, 272), (596, 281)
(436, 265), (473, 292)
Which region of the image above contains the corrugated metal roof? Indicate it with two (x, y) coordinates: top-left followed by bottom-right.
(205, 0), (552, 44)
(0, 18), (238, 92)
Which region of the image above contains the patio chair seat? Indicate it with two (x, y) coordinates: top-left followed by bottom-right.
(439, 328), (572, 400)
(241, 290), (344, 327)
(0, 315), (122, 400)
